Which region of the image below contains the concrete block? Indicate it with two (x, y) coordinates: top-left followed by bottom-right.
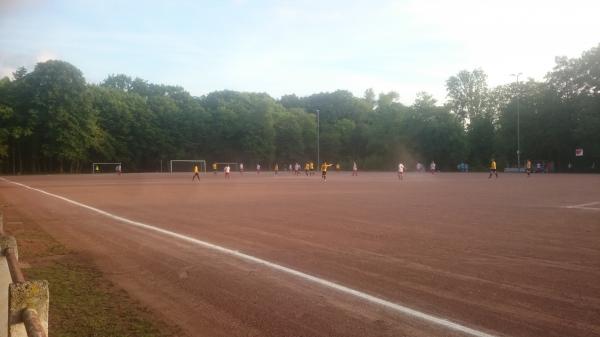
(8, 281), (49, 337)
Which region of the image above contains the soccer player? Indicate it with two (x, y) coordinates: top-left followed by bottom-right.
(430, 161), (436, 174)
(321, 161), (334, 181)
(274, 163), (279, 175)
(239, 163), (244, 175)
(304, 162), (310, 176)
(398, 162), (405, 180)
(526, 159), (532, 177)
(256, 163), (261, 174)
(488, 159), (498, 179)
(352, 161), (358, 176)
(224, 164), (231, 179)
(212, 162), (218, 175)
(192, 164), (201, 182)
(115, 164), (122, 176)
(335, 163), (341, 172)
(309, 161), (315, 176)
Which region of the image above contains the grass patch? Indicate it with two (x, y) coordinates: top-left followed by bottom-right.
(3, 205), (182, 337)
(26, 256), (179, 337)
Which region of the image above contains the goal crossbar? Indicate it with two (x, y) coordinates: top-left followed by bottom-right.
(213, 162), (241, 170)
(92, 162), (122, 174)
(169, 160), (207, 173)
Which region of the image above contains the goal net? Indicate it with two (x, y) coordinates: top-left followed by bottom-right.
(213, 162), (241, 172)
(92, 162), (122, 174)
(170, 160), (207, 174)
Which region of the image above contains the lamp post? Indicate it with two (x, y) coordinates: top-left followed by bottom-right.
(511, 72), (522, 170)
(316, 109), (320, 168)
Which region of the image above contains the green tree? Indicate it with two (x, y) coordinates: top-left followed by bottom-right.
(23, 61), (100, 172)
(0, 77), (12, 158)
(446, 69), (490, 122)
(273, 110), (304, 163)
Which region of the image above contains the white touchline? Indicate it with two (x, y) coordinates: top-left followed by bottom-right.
(563, 201), (600, 209)
(569, 207), (600, 211)
(1, 177), (497, 337)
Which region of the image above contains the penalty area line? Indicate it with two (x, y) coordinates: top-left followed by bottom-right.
(0, 177), (497, 337)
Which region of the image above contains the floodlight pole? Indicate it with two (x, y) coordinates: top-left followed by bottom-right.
(511, 72), (522, 170)
(316, 109), (320, 168)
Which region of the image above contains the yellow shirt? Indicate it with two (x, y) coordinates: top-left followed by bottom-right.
(194, 166), (199, 173)
(275, 164), (279, 170)
(310, 162), (314, 170)
(212, 163), (217, 170)
(321, 163), (333, 172)
(490, 161), (497, 170)
(526, 161), (532, 169)
(305, 163), (310, 170)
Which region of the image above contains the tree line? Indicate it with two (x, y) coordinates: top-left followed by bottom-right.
(1, 44), (599, 174)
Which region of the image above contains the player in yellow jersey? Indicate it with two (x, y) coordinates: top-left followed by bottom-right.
(304, 162), (310, 176)
(526, 159), (532, 177)
(309, 161), (315, 175)
(321, 161), (334, 181)
(335, 163), (340, 172)
(193, 164), (201, 182)
(488, 158), (498, 179)
(274, 163), (279, 175)
(212, 162), (218, 175)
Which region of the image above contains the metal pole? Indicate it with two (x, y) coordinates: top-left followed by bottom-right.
(23, 308), (48, 337)
(12, 142), (16, 175)
(5, 247), (26, 283)
(517, 75), (520, 171)
(511, 72), (522, 170)
(316, 109), (320, 168)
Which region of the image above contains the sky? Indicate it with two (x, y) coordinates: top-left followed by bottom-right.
(1, 0), (599, 105)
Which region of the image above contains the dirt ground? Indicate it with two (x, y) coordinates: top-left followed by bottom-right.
(1, 171), (599, 337)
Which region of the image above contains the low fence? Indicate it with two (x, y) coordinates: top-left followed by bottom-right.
(0, 211), (49, 337)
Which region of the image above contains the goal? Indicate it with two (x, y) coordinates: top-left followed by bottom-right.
(213, 162), (241, 172)
(170, 160), (207, 174)
(92, 162), (122, 174)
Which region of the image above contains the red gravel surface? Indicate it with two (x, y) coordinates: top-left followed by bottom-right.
(1, 172), (599, 337)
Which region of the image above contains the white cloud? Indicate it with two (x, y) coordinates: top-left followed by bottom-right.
(2, 0), (598, 106)
(394, 0), (600, 84)
(0, 0), (42, 12)
(0, 66), (15, 79)
(36, 50), (58, 63)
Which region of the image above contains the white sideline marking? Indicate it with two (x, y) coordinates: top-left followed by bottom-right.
(562, 201), (600, 211)
(1, 177), (497, 337)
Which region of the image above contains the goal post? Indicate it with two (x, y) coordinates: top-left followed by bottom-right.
(169, 160), (207, 174)
(92, 162), (122, 174)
